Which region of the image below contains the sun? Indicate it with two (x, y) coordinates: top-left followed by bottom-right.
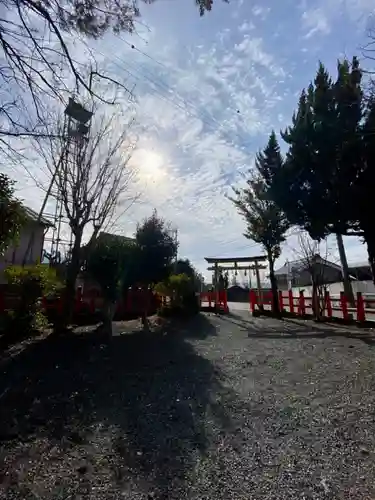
(134, 149), (166, 182)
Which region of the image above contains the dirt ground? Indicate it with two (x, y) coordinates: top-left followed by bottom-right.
(1, 313), (375, 499)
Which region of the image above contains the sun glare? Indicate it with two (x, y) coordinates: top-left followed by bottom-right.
(135, 149), (166, 182)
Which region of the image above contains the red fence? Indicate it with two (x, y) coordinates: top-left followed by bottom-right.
(199, 288), (375, 323)
(0, 287), (159, 319)
(249, 289), (375, 323)
(200, 291), (229, 313)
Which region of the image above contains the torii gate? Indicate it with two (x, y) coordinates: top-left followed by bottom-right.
(205, 256), (267, 297)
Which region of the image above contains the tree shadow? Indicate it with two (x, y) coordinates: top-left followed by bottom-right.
(0, 314), (236, 498)
(220, 313), (375, 346)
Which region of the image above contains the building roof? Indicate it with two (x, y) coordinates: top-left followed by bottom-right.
(96, 232), (136, 245)
(275, 255), (342, 276)
(348, 261), (370, 270)
(23, 205), (53, 227)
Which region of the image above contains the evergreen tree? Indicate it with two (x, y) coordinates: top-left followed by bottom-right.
(135, 210), (178, 286)
(230, 132), (290, 314)
(272, 58), (363, 240)
(355, 91), (375, 279)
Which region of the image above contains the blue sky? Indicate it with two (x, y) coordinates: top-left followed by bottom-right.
(16, 0), (375, 280)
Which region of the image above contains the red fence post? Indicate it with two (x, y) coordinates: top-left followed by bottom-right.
(41, 296), (48, 312)
(325, 291), (332, 318)
(278, 290), (283, 313)
(76, 287), (83, 313)
(249, 290), (256, 313)
(356, 292), (365, 322)
(288, 290), (294, 314)
(340, 291), (349, 321)
(223, 290), (229, 313)
(298, 291), (305, 316)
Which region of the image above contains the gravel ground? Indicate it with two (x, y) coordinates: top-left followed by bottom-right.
(1, 313), (375, 499)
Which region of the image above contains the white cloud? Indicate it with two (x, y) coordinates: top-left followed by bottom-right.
(300, 0), (374, 39)
(252, 5), (271, 19)
(301, 8), (331, 39)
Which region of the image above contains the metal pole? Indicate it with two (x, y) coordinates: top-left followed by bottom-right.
(22, 151), (65, 265)
(336, 233), (355, 306)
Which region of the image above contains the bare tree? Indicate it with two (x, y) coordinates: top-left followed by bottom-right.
(0, 0), (142, 147)
(295, 233), (332, 319)
(0, 0), (226, 152)
(30, 102), (138, 328)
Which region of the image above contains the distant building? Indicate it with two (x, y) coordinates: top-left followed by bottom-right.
(95, 232), (136, 246)
(0, 205), (53, 283)
(275, 255), (375, 295)
(275, 255), (343, 290)
(227, 285), (249, 302)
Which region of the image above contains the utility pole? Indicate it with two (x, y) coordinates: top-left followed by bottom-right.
(336, 233), (354, 306)
(254, 261), (263, 311)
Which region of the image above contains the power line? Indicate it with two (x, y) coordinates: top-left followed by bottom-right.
(92, 42), (251, 149)
(117, 34), (231, 129)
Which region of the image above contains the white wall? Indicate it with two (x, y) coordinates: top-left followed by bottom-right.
(290, 280), (375, 297)
(0, 223), (45, 283)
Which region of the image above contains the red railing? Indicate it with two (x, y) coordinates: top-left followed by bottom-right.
(249, 289), (375, 323)
(200, 290), (229, 313)
(0, 288), (159, 319)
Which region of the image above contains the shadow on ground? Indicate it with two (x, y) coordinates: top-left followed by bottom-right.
(220, 313), (375, 346)
(0, 314), (237, 499)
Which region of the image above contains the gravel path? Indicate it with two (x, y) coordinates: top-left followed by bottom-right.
(1, 313), (375, 499)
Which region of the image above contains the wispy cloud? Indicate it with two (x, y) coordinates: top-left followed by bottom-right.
(301, 8), (331, 39)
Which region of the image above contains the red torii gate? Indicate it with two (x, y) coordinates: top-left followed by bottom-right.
(204, 255), (267, 311)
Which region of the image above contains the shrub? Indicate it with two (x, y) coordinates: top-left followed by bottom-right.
(155, 273), (199, 318)
(4, 264), (63, 336)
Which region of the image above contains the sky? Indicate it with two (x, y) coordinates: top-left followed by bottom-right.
(11, 0), (375, 281)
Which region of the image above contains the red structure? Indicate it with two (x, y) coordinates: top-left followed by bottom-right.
(0, 287), (159, 319)
(246, 289), (375, 323)
(200, 290), (229, 313)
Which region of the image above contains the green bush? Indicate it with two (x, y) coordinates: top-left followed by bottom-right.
(4, 264), (63, 336)
(155, 274), (200, 318)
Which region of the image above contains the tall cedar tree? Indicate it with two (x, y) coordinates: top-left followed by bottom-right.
(356, 92), (375, 279)
(272, 58), (363, 240)
(230, 132), (290, 314)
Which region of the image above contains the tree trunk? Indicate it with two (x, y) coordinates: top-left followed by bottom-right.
(336, 233), (355, 306)
(56, 232), (82, 333)
(267, 250), (280, 316)
(140, 285), (150, 332)
(311, 282), (319, 319)
(102, 300), (116, 337)
(364, 232), (375, 286)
